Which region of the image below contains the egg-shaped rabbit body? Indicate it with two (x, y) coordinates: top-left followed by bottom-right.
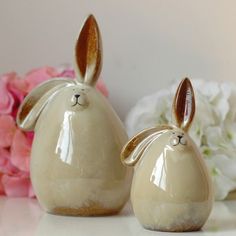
(121, 78), (213, 231)
(31, 85), (131, 215)
(17, 15), (132, 216)
(130, 128), (213, 231)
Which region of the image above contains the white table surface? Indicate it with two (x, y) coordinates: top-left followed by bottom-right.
(0, 197), (236, 236)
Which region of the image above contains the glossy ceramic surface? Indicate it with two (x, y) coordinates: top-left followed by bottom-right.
(16, 15), (132, 216)
(121, 78), (213, 232)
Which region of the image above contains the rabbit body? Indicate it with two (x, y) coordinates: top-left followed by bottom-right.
(17, 15), (132, 216)
(121, 78), (213, 231)
(31, 85), (131, 215)
(130, 129), (213, 231)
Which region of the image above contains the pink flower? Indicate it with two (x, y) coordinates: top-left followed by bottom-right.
(0, 77), (14, 115)
(11, 129), (32, 172)
(96, 79), (109, 97)
(0, 72), (28, 118)
(0, 148), (18, 175)
(25, 66), (59, 92)
(2, 72), (28, 102)
(1, 174), (32, 197)
(0, 173), (4, 194)
(59, 68), (75, 78)
(0, 146), (33, 197)
(28, 183), (35, 197)
(0, 115), (17, 148)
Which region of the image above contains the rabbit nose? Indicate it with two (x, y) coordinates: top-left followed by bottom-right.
(177, 135), (182, 139)
(74, 94), (80, 99)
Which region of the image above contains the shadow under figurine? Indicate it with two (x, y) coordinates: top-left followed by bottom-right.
(17, 15), (132, 216)
(121, 78), (213, 232)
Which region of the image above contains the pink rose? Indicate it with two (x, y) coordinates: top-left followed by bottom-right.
(11, 129), (32, 172)
(2, 72), (28, 102)
(58, 68), (75, 78)
(96, 79), (109, 97)
(0, 148), (18, 175)
(0, 115), (17, 148)
(0, 77), (14, 115)
(25, 66), (59, 92)
(0, 147), (33, 197)
(0, 72), (28, 118)
(0, 173), (4, 194)
(1, 174), (32, 197)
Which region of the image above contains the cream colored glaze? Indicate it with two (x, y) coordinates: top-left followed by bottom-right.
(30, 83), (132, 214)
(130, 129), (213, 231)
(17, 15), (132, 216)
(121, 78), (213, 232)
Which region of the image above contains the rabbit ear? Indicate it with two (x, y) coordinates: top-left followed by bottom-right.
(172, 78), (195, 132)
(75, 14), (102, 86)
(17, 79), (74, 131)
(121, 126), (170, 166)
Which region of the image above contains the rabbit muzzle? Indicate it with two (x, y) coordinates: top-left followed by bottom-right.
(71, 93), (89, 108)
(170, 132), (187, 146)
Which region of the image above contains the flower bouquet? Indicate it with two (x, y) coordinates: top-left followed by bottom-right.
(0, 66), (108, 197)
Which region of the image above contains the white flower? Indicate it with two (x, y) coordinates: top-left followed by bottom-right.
(125, 79), (236, 200)
(126, 89), (171, 136)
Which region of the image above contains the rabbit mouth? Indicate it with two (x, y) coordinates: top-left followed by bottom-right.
(171, 137), (187, 146)
(173, 140), (186, 146)
(72, 96), (86, 107)
(72, 101), (84, 107)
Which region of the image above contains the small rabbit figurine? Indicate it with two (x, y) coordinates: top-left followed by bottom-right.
(121, 78), (213, 232)
(17, 15), (132, 216)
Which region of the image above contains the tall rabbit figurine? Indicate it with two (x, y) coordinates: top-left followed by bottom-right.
(121, 78), (213, 232)
(17, 15), (132, 216)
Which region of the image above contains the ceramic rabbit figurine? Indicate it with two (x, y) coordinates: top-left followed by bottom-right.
(17, 15), (132, 216)
(121, 78), (213, 232)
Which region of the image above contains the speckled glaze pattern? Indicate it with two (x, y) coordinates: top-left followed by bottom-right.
(121, 78), (213, 232)
(17, 15), (132, 216)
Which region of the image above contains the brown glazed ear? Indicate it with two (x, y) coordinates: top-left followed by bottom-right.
(17, 79), (74, 131)
(121, 126), (171, 166)
(75, 14), (102, 86)
(172, 78), (195, 132)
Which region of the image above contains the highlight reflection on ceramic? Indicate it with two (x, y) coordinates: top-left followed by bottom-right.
(16, 15), (132, 216)
(121, 78), (214, 232)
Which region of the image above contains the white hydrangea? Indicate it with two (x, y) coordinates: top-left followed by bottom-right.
(126, 79), (236, 200)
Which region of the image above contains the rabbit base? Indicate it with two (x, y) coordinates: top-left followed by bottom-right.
(48, 202), (122, 216)
(143, 224), (202, 232)
(132, 200), (211, 233)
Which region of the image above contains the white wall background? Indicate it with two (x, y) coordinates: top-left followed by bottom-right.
(0, 0), (236, 120)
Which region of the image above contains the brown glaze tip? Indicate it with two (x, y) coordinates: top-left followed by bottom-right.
(50, 201), (121, 216)
(17, 99), (33, 127)
(172, 78), (195, 132)
(144, 223), (202, 232)
(75, 14), (102, 86)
